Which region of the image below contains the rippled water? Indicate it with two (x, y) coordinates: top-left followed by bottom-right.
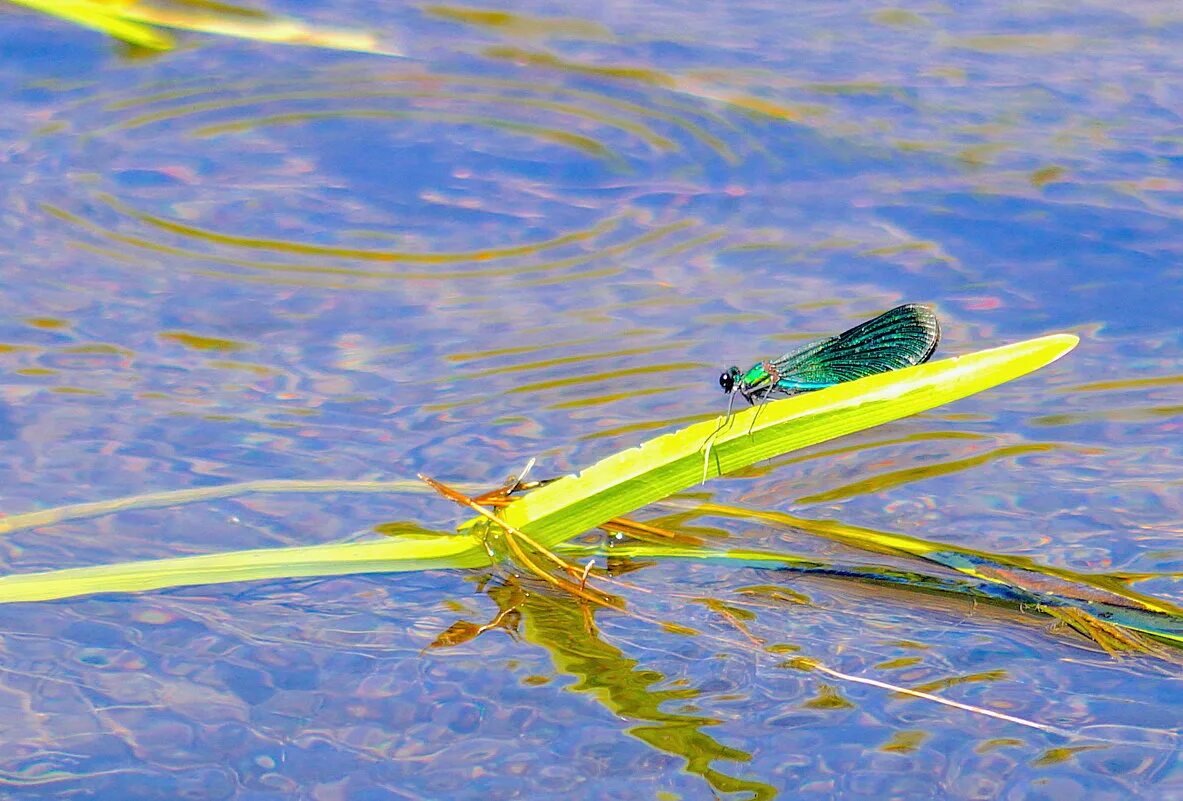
(1, 1), (1182, 798)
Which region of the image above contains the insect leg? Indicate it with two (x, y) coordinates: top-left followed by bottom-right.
(746, 362), (782, 435)
(701, 387), (741, 483)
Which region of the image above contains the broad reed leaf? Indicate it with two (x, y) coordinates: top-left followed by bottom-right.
(501, 334), (1079, 549)
(0, 334), (1076, 603)
(9, 0), (174, 49)
(8, 0), (396, 55)
(0, 534), (492, 604)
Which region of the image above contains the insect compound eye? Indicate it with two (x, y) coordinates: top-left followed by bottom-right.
(719, 370), (735, 394)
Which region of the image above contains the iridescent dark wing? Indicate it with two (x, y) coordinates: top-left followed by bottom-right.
(767, 304), (940, 394)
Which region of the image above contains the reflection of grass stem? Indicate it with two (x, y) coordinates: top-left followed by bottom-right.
(423, 480), (1069, 737)
(0, 473), (1106, 737)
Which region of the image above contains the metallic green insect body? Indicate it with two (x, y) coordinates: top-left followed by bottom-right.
(719, 304), (941, 405)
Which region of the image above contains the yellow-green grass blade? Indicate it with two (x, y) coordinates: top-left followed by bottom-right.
(0, 479), (439, 537)
(107, 0), (397, 55)
(6, 0), (396, 55)
(0, 334), (1076, 604)
(8, 0), (175, 49)
(501, 334), (1079, 550)
(0, 532), (492, 604)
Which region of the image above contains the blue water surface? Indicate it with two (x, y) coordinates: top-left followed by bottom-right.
(1, 0), (1182, 798)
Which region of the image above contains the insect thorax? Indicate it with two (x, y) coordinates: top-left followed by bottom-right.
(740, 362), (771, 390)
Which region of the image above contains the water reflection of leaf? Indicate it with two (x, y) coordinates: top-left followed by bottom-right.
(691, 501), (1183, 623)
(570, 523), (1183, 658)
(949, 34), (1084, 54)
(518, 591), (778, 801)
(902, 669), (1008, 697)
(1031, 744), (1106, 767)
(483, 46), (675, 87)
(880, 730), (928, 753)
(159, 331), (250, 353)
(1031, 374), (1183, 426)
(428, 581), (525, 649)
(794, 442), (1069, 504)
(801, 683), (854, 710)
(8, 0), (395, 55)
(733, 584), (812, 607)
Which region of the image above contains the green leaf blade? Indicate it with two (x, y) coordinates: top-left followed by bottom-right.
(0, 333), (1077, 604)
(0, 534), (489, 604)
(9, 0), (176, 49)
(502, 334), (1079, 548)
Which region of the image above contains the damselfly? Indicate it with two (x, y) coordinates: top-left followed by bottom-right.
(704, 304), (940, 479)
(719, 303), (940, 407)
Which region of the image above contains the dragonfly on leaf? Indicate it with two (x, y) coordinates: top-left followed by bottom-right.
(719, 303), (941, 408)
(704, 304), (941, 479)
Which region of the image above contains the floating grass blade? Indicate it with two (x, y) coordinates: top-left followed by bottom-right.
(0, 533), (492, 604)
(555, 539), (1183, 654)
(8, 0), (175, 49)
(500, 334), (1079, 550)
(7, 0), (396, 55)
(0, 479), (436, 537)
(0, 334), (1076, 603)
(1040, 606), (1177, 660)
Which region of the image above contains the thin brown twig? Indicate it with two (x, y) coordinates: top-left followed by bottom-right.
(579, 560), (594, 594)
(419, 474), (570, 573)
(417, 473), (622, 610)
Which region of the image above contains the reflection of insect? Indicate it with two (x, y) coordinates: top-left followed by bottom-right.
(719, 303), (941, 409)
